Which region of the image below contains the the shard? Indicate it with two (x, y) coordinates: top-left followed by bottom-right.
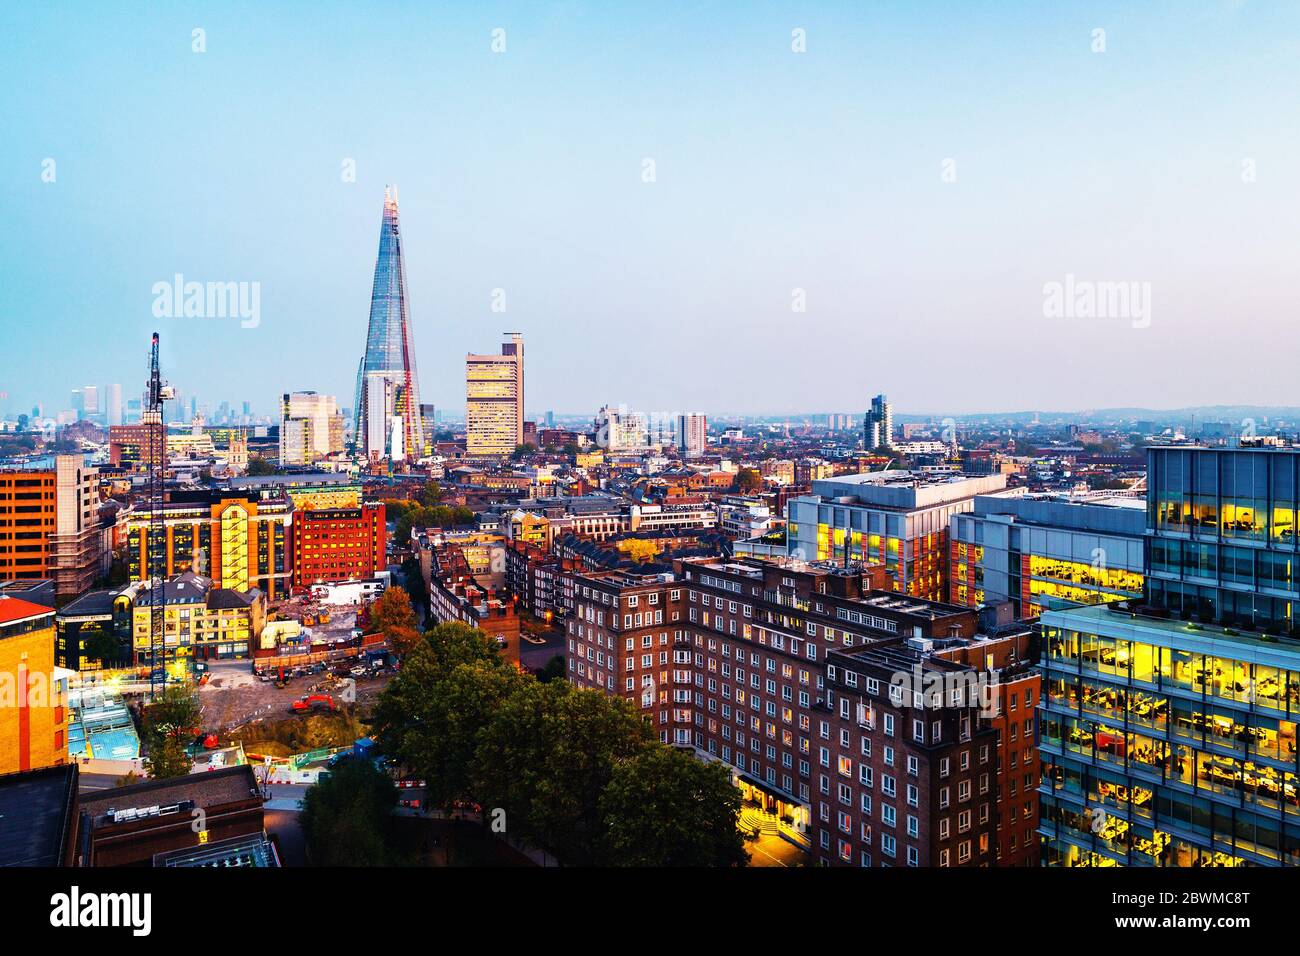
(353, 186), (425, 459)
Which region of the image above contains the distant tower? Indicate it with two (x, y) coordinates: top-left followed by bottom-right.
(227, 429), (248, 475)
(466, 333), (525, 457)
(353, 187), (426, 460)
(864, 394), (894, 450)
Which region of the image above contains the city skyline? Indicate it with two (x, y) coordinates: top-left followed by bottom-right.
(5, 2), (1300, 419)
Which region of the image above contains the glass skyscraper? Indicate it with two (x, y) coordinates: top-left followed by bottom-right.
(1038, 445), (1300, 867)
(353, 187), (425, 459)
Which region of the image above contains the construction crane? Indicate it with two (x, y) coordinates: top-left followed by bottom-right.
(146, 332), (175, 697)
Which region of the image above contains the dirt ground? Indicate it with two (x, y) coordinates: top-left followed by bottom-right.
(199, 663), (392, 733)
(196, 600), (390, 733)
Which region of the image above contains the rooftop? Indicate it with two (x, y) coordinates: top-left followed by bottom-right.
(79, 764), (261, 824)
(0, 595), (55, 626)
(0, 764), (79, 866)
(809, 471), (1009, 509)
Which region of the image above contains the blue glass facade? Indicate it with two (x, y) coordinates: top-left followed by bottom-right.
(353, 188), (425, 459)
(1038, 604), (1300, 866)
(1147, 446), (1300, 632)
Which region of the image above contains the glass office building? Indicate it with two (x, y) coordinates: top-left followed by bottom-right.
(1147, 445), (1300, 633)
(949, 494), (1145, 618)
(352, 187), (426, 460)
(1038, 603), (1300, 866)
(1038, 447), (1300, 867)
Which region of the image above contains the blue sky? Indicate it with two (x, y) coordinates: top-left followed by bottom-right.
(2, 1), (1299, 420)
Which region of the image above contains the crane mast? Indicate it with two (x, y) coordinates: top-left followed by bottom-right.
(146, 332), (173, 697)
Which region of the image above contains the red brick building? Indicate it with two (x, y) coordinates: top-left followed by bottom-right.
(289, 503), (385, 589)
(565, 554), (1040, 867)
(424, 542), (522, 666)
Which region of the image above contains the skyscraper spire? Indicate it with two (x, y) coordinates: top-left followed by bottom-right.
(353, 187), (425, 459)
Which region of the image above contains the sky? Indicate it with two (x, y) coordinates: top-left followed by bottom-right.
(3, 0), (1299, 421)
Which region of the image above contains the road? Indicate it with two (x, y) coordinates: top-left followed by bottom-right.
(519, 624), (565, 671)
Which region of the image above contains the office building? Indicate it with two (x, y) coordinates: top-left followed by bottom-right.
(466, 333), (525, 457)
(675, 413), (707, 458)
(0, 456), (105, 597)
(56, 589), (133, 672)
(229, 472), (361, 511)
(128, 571), (267, 666)
(279, 391), (344, 466)
(352, 187), (426, 460)
(76, 764), (274, 867)
(948, 494), (1145, 618)
(289, 503), (386, 588)
(105, 384), (123, 427)
(124, 490), (291, 600)
(786, 471), (1009, 601)
(596, 404), (649, 453)
(1038, 443), (1300, 868)
(864, 394), (894, 450)
(0, 597), (71, 774)
(1147, 444), (1300, 632)
(108, 412), (160, 470)
(1038, 601), (1300, 866)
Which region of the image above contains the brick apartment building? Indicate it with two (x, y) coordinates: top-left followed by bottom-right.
(565, 554), (1040, 866)
(289, 502), (386, 589)
(425, 542), (521, 666)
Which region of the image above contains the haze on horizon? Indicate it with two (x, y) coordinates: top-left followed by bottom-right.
(3, 1), (1298, 422)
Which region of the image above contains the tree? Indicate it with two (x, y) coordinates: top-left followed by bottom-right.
(83, 628), (126, 669)
(474, 682), (652, 865)
(735, 467), (763, 494)
(536, 654), (565, 683)
(299, 756), (402, 866)
(143, 736), (192, 779)
(400, 556), (429, 619)
(369, 586), (418, 646)
(103, 552), (130, 587)
(423, 620), (512, 673)
(142, 683), (202, 748)
(394, 504), (475, 543)
(419, 480), (444, 508)
(598, 746), (749, 866)
(372, 643), (526, 813)
(246, 455), (276, 476)
(387, 625), (424, 658)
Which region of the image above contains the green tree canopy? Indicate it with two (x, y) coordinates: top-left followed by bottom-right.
(372, 643), (527, 812)
(245, 455), (276, 476)
(419, 480), (444, 508)
(142, 683), (202, 748)
(598, 746), (749, 866)
(474, 681), (652, 864)
(142, 736), (192, 780)
(299, 756), (403, 866)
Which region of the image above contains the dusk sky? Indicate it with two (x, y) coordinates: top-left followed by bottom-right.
(3, 1), (1299, 420)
